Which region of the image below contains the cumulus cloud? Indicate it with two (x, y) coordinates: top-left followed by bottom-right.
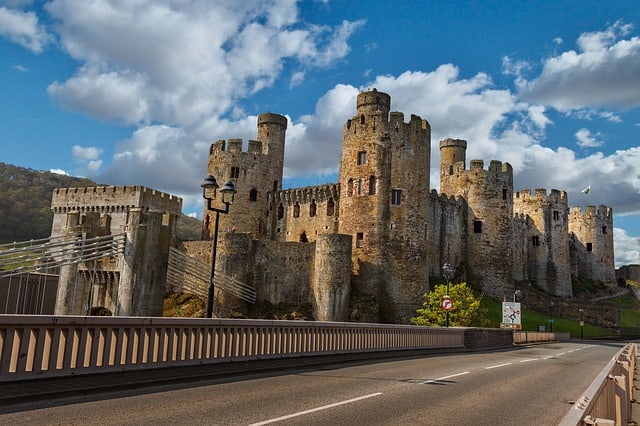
(0, 6), (50, 52)
(518, 21), (640, 112)
(575, 128), (604, 148)
(72, 145), (102, 161)
(614, 227), (640, 267)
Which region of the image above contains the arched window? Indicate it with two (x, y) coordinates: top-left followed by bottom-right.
(277, 204), (284, 220)
(369, 176), (376, 195)
(249, 188), (258, 202)
(347, 179), (354, 196)
(310, 200), (317, 217)
(293, 202), (300, 218)
(357, 178), (363, 195)
(327, 198), (335, 216)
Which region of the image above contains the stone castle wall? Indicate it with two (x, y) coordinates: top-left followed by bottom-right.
(198, 89), (617, 323)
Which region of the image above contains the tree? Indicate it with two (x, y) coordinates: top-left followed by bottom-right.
(411, 282), (489, 327)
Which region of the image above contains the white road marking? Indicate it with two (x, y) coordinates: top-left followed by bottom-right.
(557, 352), (566, 356)
(519, 358), (537, 363)
(420, 371), (470, 384)
(485, 363), (512, 369)
(250, 392), (383, 425)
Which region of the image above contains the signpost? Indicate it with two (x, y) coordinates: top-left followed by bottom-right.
(501, 301), (521, 330)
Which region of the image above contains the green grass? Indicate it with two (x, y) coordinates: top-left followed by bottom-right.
(479, 294), (613, 338)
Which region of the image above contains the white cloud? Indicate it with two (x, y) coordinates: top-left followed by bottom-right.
(72, 145), (102, 161)
(44, 0), (362, 128)
(575, 128), (604, 148)
(518, 21), (640, 111)
(0, 6), (50, 53)
(614, 227), (640, 267)
(50, 168), (68, 175)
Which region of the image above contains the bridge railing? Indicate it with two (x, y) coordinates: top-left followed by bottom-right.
(560, 343), (636, 426)
(0, 315), (468, 382)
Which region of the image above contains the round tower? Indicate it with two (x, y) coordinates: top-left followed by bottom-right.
(339, 89), (431, 323)
(257, 113), (287, 192)
(439, 138), (467, 196)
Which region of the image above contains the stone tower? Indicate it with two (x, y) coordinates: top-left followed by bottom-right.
(569, 205), (616, 286)
(338, 89), (431, 323)
(50, 186), (182, 316)
(513, 189), (572, 297)
(439, 139), (514, 298)
(204, 113), (287, 239)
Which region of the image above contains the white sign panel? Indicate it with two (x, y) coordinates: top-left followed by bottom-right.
(501, 301), (521, 329)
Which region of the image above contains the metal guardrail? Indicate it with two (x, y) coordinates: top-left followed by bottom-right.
(560, 343), (636, 425)
(0, 234), (126, 278)
(0, 315), (466, 382)
(167, 247), (256, 303)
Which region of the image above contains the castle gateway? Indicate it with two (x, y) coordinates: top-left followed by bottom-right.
(197, 89), (615, 324)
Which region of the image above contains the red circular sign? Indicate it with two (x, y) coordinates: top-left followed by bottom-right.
(441, 297), (453, 311)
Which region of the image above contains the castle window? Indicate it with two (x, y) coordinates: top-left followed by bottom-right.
(502, 188), (508, 200)
(449, 165), (454, 175)
(273, 180), (278, 191)
(249, 188), (258, 202)
(391, 189), (402, 205)
(299, 231), (308, 243)
(347, 179), (354, 196)
(357, 178), (364, 195)
(277, 204), (284, 220)
(360, 115), (365, 125)
(473, 220), (482, 234)
(230, 166), (240, 179)
(357, 151), (367, 165)
(602, 226), (607, 234)
(553, 210), (560, 221)
(310, 200), (317, 217)
(532, 235), (540, 246)
(586, 242), (593, 252)
(327, 198), (335, 216)
(356, 232), (364, 248)
(369, 176), (376, 195)
(293, 202), (300, 218)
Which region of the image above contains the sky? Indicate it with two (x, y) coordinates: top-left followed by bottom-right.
(0, 0), (639, 267)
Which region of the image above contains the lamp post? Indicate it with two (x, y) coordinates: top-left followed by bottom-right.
(201, 175), (237, 318)
(549, 301), (554, 333)
(442, 263), (454, 328)
(579, 308), (584, 340)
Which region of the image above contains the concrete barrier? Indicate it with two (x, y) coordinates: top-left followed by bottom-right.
(560, 343), (636, 425)
(0, 315), (474, 382)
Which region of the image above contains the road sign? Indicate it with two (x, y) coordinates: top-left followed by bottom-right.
(441, 296), (453, 311)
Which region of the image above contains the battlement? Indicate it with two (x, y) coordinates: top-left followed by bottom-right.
(515, 188), (568, 203)
(272, 183), (340, 205)
(468, 159), (512, 175)
(569, 205), (613, 221)
(357, 88), (391, 116)
(210, 139), (265, 156)
(51, 185), (182, 215)
(429, 189), (466, 206)
(257, 113), (288, 129)
(440, 138), (467, 150)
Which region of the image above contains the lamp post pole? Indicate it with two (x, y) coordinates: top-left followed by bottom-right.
(201, 175), (237, 319)
(442, 263), (454, 328)
(579, 308), (584, 340)
(549, 301), (554, 333)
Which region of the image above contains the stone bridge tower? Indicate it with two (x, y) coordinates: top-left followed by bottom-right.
(338, 89), (431, 323)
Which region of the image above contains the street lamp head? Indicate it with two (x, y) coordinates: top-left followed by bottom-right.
(219, 181), (237, 205)
(201, 175), (219, 200)
(442, 262), (454, 280)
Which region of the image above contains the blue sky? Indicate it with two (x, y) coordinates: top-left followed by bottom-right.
(1, 0), (639, 266)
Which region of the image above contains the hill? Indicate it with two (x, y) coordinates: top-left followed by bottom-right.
(0, 162), (201, 243)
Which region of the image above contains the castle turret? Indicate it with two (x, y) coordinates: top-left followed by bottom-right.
(513, 188), (572, 296)
(338, 89), (431, 323)
(569, 205), (615, 287)
(204, 113), (287, 239)
(439, 138), (467, 195)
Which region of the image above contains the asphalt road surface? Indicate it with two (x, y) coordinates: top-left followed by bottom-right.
(0, 341), (625, 425)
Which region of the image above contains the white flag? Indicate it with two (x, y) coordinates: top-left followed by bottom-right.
(581, 185), (591, 194)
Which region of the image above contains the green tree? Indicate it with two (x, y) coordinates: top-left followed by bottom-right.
(411, 282), (489, 327)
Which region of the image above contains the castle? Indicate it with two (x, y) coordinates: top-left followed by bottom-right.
(199, 89), (616, 324)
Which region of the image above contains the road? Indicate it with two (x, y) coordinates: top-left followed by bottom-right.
(0, 341), (625, 425)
